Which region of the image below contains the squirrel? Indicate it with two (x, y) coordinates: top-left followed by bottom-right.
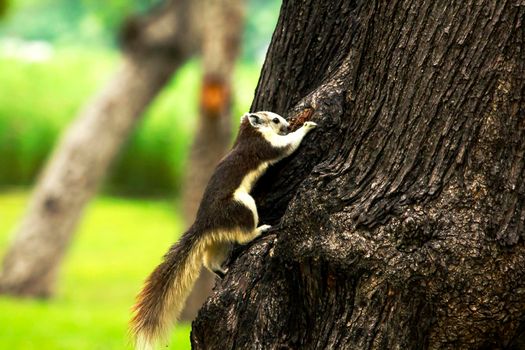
(130, 111), (317, 350)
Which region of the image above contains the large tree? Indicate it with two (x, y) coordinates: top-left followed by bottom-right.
(191, 1), (525, 349)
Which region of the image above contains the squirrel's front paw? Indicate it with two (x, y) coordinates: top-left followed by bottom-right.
(303, 121), (318, 130)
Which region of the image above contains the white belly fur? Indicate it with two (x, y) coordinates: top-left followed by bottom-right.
(233, 162), (269, 226)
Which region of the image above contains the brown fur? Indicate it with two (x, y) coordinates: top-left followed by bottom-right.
(130, 112), (314, 349)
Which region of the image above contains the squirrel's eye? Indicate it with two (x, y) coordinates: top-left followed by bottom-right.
(272, 118), (280, 124)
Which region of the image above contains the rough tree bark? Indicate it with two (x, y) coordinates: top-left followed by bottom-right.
(0, 0), (199, 297)
(180, 0), (245, 321)
(192, 1), (525, 349)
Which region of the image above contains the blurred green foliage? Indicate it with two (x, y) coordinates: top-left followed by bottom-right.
(0, 0), (161, 45)
(0, 49), (117, 187)
(0, 0), (281, 197)
(243, 0), (281, 61)
(0, 191), (191, 349)
(0, 49), (261, 196)
(0, 0), (281, 59)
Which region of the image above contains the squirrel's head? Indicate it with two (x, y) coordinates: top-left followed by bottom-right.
(241, 111), (290, 136)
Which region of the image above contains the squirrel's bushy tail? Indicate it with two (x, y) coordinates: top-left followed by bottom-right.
(130, 228), (203, 350)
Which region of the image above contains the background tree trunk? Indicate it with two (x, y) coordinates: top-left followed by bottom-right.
(192, 1), (525, 349)
(0, 0), (199, 297)
(0, 0), (9, 18)
(180, 0), (245, 321)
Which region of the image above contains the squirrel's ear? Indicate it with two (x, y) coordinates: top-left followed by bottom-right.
(248, 113), (262, 128)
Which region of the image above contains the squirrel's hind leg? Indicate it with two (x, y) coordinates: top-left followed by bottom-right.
(203, 240), (230, 278)
(203, 225), (272, 278)
(235, 224), (272, 244)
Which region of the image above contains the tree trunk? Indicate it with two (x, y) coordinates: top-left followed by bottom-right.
(0, 0), (199, 297)
(180, 0), (245, 321)
(192, 1), (525, 349)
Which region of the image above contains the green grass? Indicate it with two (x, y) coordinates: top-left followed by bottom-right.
(0, 190), (192, 349)
(0, 47), (262, 196)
